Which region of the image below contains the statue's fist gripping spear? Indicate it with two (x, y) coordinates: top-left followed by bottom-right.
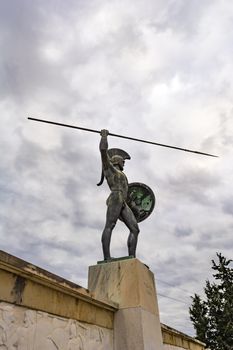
(99, 129), (139, 260)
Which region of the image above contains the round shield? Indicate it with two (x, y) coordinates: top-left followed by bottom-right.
(127, 182), (155, 223)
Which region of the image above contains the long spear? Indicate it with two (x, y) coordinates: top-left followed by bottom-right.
(27, 117), (218, 158)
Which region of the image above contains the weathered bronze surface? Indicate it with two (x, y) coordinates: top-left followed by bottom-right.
(99, 129), (155, 261)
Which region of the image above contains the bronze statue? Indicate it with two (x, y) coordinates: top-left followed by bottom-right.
(28, 118), (216, 260)
(99, 129), (140, 260)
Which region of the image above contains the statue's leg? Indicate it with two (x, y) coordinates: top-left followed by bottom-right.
(121, 205), (140, 257)
(102, 193), (123, 260)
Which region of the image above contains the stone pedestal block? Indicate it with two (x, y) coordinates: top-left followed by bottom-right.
(88, 258), (163, 350)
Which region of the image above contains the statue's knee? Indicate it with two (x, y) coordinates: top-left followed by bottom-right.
(103, 222), (116, 236)
(109, 221), (116, 230)
(102, 228), (110, 241)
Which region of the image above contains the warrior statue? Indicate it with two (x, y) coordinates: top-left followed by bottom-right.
(98, 129), (139, 260)
(27, 118), (216, 260)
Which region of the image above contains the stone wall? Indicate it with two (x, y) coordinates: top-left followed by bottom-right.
(0, 251), (205, 350)
(0, 250), (116, 350)
(161, 324), (205, 350)
(0, 301), (113, 349)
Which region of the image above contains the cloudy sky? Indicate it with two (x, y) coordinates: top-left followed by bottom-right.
(1, 0), (233, 336)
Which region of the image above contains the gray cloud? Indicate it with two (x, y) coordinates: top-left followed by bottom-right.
(150, 0), (213, 35)
(222, 198), (233, 216)
(174, 226), (193, 238)
(166, 166), (221, 205)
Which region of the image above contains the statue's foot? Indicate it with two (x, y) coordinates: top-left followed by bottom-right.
(104, 256), (114, 261)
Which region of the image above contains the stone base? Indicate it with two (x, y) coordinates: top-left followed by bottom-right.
(114, 307), (163, 350)
(97, 255), (135, 264)
(88, 258), (163, 350)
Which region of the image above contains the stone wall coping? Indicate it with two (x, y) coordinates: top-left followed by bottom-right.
(0, 250), (118, 312)
(161, 323), (206, 348)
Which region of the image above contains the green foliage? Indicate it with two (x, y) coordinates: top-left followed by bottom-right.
(189, 253), (233, 350)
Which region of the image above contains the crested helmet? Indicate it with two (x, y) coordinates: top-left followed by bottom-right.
(97, 148), (131, 186)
